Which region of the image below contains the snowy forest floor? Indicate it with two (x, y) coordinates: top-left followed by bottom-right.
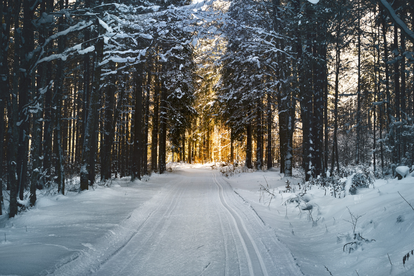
(0, 163), (413, 276)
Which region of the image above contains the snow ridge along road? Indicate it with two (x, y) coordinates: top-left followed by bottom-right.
(46, 167), (302, 276)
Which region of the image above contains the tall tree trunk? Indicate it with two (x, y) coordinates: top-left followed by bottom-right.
(101, 77), (115, 181)
(151, 75), (159, 172)
(311, 25), (324, 178)
(80, 32), (104, 190)
(377, 14), (385, 176)
(42, 0), (53, 188)
(393, 24), (400, 164)
(8, 0), (22, 217)
(381, 10), (392, 129)
(120, 109), (127, 177)
(230, 128), (234, 163)
(30, 51), (49, 205)
(0, 99), (4, 215)
(158, 79), (167, 174)
(256, 99), (263, 170)
(188, 133), (192, 164)
(266, 90), (273, 170)
(331, 21), (341, 175)
(88, 56), (98, 185)
(17, 0), (36, 200)
(0, 0), (12, 215)
(322, 35), (329, 176)
(400, 32), (406, 160)
(54, 0), (66, 194)
(285, 91), (294, 177)
(300, 27), (313, 180)
(245, 123), (252, 169)
(132, 64), (143, 180)
(143, 61), (151, 175)
(182, 133), (185, 163)
(356, 0), (362, 165)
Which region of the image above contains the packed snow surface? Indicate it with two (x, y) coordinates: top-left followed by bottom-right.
(0, 164), (413, 276)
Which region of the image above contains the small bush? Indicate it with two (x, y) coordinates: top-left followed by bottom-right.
(307, 176), (345, 198)
(349, 173), (369, 195)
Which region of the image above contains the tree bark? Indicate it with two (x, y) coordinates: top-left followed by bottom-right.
(331, 21), (341, 175)
(393, 24), (401, 164)
(151, 73), (160, 172)
(80, 32), (104, 190)
(400, 32), (406, 159)
(8, 0), (22, 218)
(132, 64), (143, 180)
(245, 123), (252, 169)
(266, 90), (273, 170)
(158, 78), (167, 173)
(101, 76), (115, 181)
(17, 0), (37, 200)
(355, 0), (362, 166)
(0, 99), (4, 215)
(54, 0), (66, 194)
(0, 0), (13, 215)
(256, 99), (263, 170)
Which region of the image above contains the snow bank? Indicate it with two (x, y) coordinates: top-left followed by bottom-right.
(396, 166), (410, 179)
(225, 168), (414, 276)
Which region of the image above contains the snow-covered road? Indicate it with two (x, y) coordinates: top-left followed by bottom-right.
(3, 165), (413, 275)
(47, 168), (301, 275)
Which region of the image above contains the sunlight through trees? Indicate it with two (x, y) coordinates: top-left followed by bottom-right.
(0, 0), (413, 216)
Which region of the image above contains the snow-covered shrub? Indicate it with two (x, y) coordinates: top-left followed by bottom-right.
(285, 179), (292, 193)
(349, 173), (369, 195)
(338, 166), (356, 178)
(395, 166), (410, 180)
(219, 163), (244, 177)
(219, 164), (234, 177)
(166, 162), (175, 172)
(307, 176), (346, 198)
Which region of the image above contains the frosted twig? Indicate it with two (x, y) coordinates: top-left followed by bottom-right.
(398, 191), (414, 211)
(324, 265), (333, 276)
(387, 253), (393, 266)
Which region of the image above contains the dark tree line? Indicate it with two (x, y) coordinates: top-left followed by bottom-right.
(215, 0), (413, 180)
(0, 0), (413, 218)
(0, 0), (198, 217)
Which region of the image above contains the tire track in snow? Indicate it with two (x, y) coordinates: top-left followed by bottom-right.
(217, 173), (305, 276)
(98, 181), (186, 275)
(114, 183), (186, 275)
(214, 188), (230, 275)
(213, 172), (269, 276)
(45, 177), (184, 276)
(212, 179), (243, 276)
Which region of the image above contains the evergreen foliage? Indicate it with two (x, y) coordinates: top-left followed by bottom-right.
(0, 0), (413, 217)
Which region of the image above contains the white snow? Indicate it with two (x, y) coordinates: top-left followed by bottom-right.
(226, 167), (414, 276)
(0, 164), (413, 275)
(396, 166), (410, 178)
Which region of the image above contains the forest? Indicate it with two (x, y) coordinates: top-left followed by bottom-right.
(0, 0), (413, 218)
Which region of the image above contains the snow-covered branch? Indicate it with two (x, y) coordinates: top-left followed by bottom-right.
(378, 0), (414, 43)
